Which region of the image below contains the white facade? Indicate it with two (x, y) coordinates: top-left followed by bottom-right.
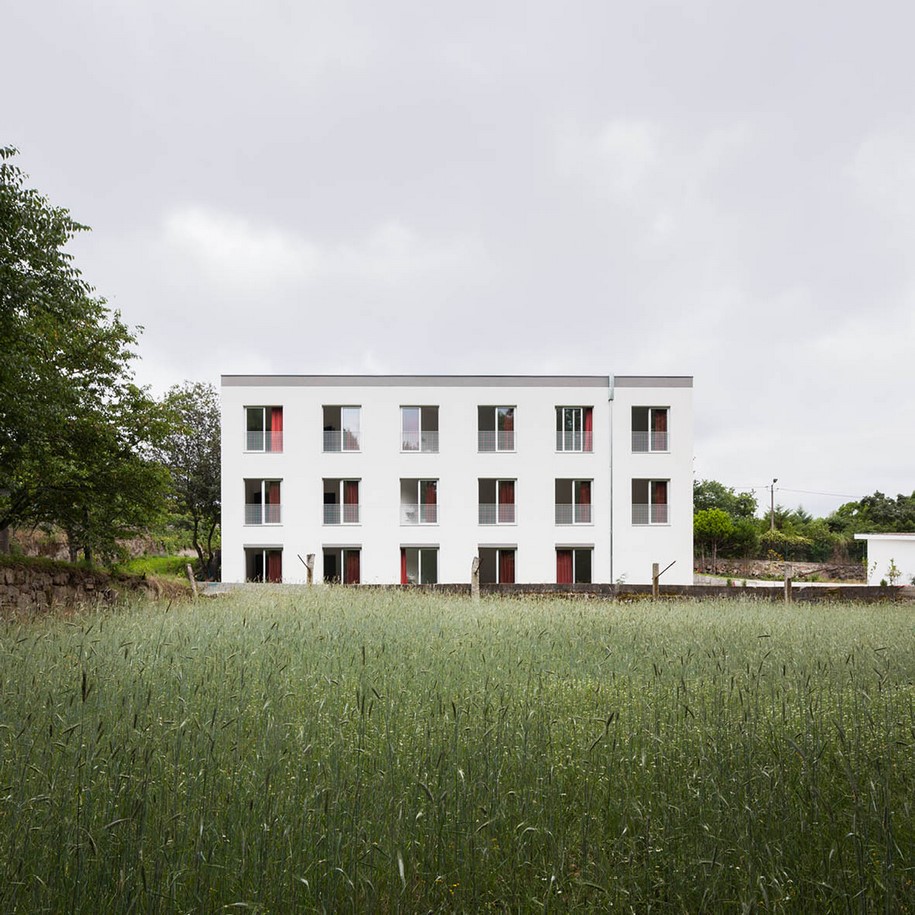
(220, 375), (693, 586)
(854, 533), (915, 585)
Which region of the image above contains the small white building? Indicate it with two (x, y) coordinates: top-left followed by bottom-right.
(854, 533), (915, 585)
(220, 374), (693, 586)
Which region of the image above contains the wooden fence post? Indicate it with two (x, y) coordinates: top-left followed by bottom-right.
(185, 563), (198, 599)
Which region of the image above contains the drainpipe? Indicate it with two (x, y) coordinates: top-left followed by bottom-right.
(608, 378), (614, 586)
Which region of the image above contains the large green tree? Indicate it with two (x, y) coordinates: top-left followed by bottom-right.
(693, 479), (757, 519)
(0, 146), (168, 560)
(159, 382), (221, 577)
(694, 507), (733, 572)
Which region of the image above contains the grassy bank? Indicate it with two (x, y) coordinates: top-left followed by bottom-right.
(0, 591), (913, 911)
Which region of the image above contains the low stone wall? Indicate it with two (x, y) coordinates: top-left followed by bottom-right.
(330, 581), (914, 603)
(694, 559), (864, 582)
(0, 562), (165, 615)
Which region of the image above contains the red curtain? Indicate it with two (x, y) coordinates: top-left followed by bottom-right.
(499, 550), (515, 584)
(344, 481), (359, 523)
(583, 407), (593, 451)
(400, 548), (408, 585)
(577, 479), (591, 522)
(652, 409), (667, 433)
(653, 480), (668, 504)
(270, 407), (283, 452)
(501, 408), (514, 431)
(498, 480), (514, 523)
(422, 480), (437, 522)
(556, 549), (573, 584)
(345, 550), (360, 585)
(267, 551), (282, 583)
(267, 481), (280, 503)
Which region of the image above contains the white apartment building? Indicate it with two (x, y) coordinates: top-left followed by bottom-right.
(220, 375), (693, 586)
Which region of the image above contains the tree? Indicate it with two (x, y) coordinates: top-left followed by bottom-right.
(159, 382), (221, 577)
(0, 146), (168, 559)
(694, 508), (733, 572)
(693, 479), (757, 519)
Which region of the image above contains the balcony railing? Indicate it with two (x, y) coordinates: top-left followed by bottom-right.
(323, 430), (361, 452)
(632, 503), (669, 525)
(402, 431), (439, 452)
(477, 430), (515, 452)
(478, 503), (516, 524)
(400, 503), (438, 524)
(245, 503), (282, 525)
(631, 431), (669, 453)
(323, 503), (360, 524)
(556, 431), (593, 452)
(555, 503), (592, 524)
(245, 431), (284, 452)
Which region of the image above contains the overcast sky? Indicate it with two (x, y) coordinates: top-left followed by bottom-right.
(7, 0), (915, 517)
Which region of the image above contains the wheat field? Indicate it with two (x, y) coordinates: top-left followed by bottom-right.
(0, 589), (913, 912)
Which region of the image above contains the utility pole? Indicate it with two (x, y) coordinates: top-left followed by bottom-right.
(769, 478), (778, 531)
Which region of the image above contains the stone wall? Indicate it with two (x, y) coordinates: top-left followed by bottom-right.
(695, 559), (864, 582)
(0, 562), (166, 615)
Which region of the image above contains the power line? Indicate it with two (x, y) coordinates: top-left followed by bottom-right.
(778, 488), (859, 499)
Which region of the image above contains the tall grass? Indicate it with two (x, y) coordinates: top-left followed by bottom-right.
(0, 591), (913, 911)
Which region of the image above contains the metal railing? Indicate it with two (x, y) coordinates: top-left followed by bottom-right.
(554, 503), (592, 524)
(556, 431), (593, 452)
(400, 503), (438, 524)
(323, 503), (360, 524)
(477, 430), (515, 452)
(245, 431), (284, 452)
(401, 431), (439, 452)
(631, 503), (669, 525)
(478, 503), (516, 524)
(245, 503), (282, 525)
(631, 431), (669, 452)
(323, 430), (361, 452)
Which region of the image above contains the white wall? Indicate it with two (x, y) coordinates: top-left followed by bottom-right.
(857, 535), (915, 585)
(221, 375), (693, 586)
(610, 380), (694, 586)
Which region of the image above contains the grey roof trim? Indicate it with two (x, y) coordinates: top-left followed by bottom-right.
(222, 374), (611, 388)
(612, 376), (693, 388)
(854, 532), (915, 540)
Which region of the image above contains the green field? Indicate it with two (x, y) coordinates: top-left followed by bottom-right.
(1, 591), (913, 912)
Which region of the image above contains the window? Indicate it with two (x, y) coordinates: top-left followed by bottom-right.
(245, 406), (283, 452)
(323, 406), (361, 452)
(632, 407), (668, 452)
(401, 406), (439, 452)
(478, 547), (515, 584)
(556, 548), (592, 584)
(244, 479), (282, 525)
(400, 479), (438, 524)
(478, 406), (515, 451)
(478, 479), (515, 524)
(323, 548), (361, 584)
(400, 547), (438, 584)
(245, 548), (282, 582)
(556, 406), (593, 452)
(323, 479), (360, 524)
(555, 479), (592, 524)
(632, 479), (669, 525)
